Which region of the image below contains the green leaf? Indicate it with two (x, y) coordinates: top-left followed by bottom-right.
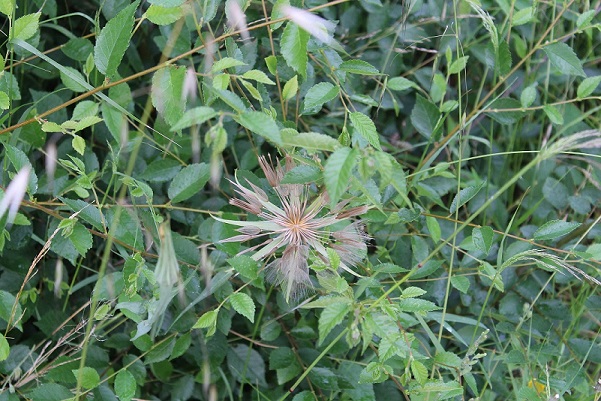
(193, 309), (219, 329)
(318, 302), (350, 345)
(496, 41), (512, 75)
(227, 344), (267, 387)
(486, 98), (523, 124)
(402, 286), (427, 298)
(411, 360), (428, 385)
(577, 10), (596, 29)
(0, 333), (9, 362)
(148, 0), (185, 5)
(349, 111), (381, 150)
(411, 94), (440, 138)
(324, 147), (358, 207)
(241, 69), (275, 85)
(6, 144), (37, 194)
(11, 12), (40, 42)
(281, 165), (322, 185)
(543, 42), (586, 77)
(72, 367), (100, 390)
(66, 222), (93, 257)
(28, 383), (73, 401)
(152, 65), (187, 126)
(168, 163), (210, 203)
(451, 276), (470, 294)
(449, 180), (486, 213)
(212, 73), (230, 90)
(72, 135), (85, 155)
(282, 75), (298, 101)
(533, 220), (581, 241)
(94, 1), (140, 79)
(281, 130), (339, 151)
(229, 293), (255, 323)
(577, 75), (601, 98)
(281, 22), (309, 77)
(387, 76), (418, 91)
(472, 226), (494, 255)
(339, 59), (380, 75)
(60, 66), (88, 93)
(543, 104), (563, 125)
(448, 56), (469, 74)
(302, 82), (339, 113)
(0, 290), (23, 331)
(265, 55), (277, 75)
(520, 85), (537, 108)
(512, 7), (535, 26)
(170, 106), (217, 131)
(211, 56), (247, 73)
(114, 369), (136, 401)
(398, 298), (440, 313)
(236, 111), (282, 145)
(0, 91), (9, 109)
(145, 5), (183, 25)
(0, 0), (14, 16)
(358, 362), (390, 384)
(227, 255), (259, 280)
(426, 216), (441, 243)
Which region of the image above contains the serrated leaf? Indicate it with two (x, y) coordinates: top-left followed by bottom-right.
(0, 0), (14, 16)
(242, 69), (275, 85)
(402, 286), (426, 298)
(282, 75), (298, 100)
(472, 226), (494, 255)
(114, 369), (136, 401)
(450, 180), (486, 213)
(94, 1), (139, 79)
(212, 57), (247, 73)
(577, 75), (601, 98)
(349, 111), (381, 150)
(543, 42), (586, 77)
(318, 302), (350, 345)
(533, 220), (581, 241)
(411, 360), (428, 385)
(0, 290), (23, 331)
(72, 135), (85, 155)
(398, 298), (440, 313)
(324, 147), (357, 207)
(11, 12), (40, 42)
(281, 130), (339, 151)
(60, 66), (88, 93)
(144, 5), (183, 25)
(497, 41), (512, 75)
(577, 10), (596, 29)
(170, 106), (217, 131)
(512, 7), (535, 26)
(448, 56), (469, 74)
(193, 309), (219, 329)
(281, 22), (309, 77)
(411, 94), (440, 138)
(227, 255), (259, 280)
(281, 165), (322, 184)
(230, 293), (255, 323)
(168, 163), (210, 203)
(68, 223), (93, 257)
(451, 276), (470, 294)
(302, 82), (339, 114)
(236, 111), (282, 145)
(0, 91), (9, 110)
(0, 333), (9, 362)
(28, 383), (73, 401)
(72, 367), (100, 390)
(339, 59), (380, 75)
(152, 65), (187, 126)
(387, 76), (418, 91)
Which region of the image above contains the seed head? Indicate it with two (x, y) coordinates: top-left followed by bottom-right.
(215, 156), (368, 301)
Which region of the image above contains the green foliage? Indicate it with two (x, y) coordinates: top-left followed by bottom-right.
(0, 1), (600, 400)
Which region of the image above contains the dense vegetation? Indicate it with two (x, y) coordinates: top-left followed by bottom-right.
(0, 0), (600, 400)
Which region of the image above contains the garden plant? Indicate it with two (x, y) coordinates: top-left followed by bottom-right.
(0, 0), (600, 400)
